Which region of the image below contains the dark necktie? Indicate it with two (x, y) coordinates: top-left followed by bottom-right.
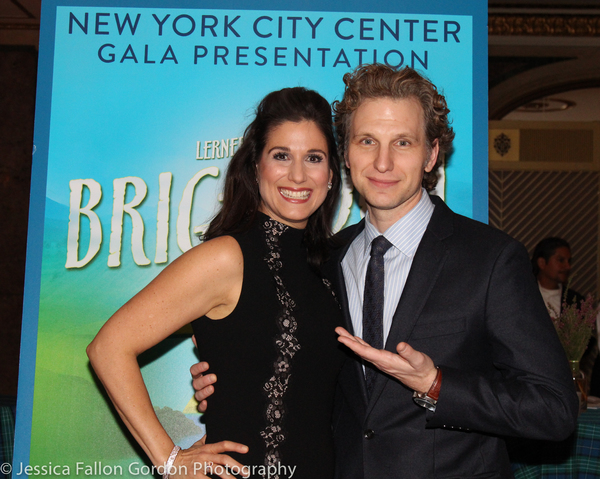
(363, 235), (393, 397)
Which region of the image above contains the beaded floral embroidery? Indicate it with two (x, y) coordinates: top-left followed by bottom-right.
(259, 219), (301, 478)
(321, 278), (339, 305)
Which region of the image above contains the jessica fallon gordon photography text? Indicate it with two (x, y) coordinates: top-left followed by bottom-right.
(10, 461), (298, 477)
(12, 461), (179, 476)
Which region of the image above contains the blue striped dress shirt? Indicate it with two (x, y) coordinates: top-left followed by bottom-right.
(341, 190), (435, 344)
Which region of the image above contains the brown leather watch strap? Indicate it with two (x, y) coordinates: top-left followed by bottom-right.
(426, 367), (442, 402)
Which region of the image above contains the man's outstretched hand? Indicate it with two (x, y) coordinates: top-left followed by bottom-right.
(335, 327), (437, 393)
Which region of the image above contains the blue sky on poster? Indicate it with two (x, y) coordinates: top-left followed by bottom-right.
(45, 6), (473, 255)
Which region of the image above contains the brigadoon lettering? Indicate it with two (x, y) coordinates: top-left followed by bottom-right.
(65, 167), (219, 269)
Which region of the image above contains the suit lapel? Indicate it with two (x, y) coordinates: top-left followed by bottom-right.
(332, 219), (365, 335)
(331, 220), (372, 405)
(366, 196), (454, 412)
(335, 260), (355, 336)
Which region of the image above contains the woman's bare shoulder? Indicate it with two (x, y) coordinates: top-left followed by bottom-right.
(186, 235), (243, 269)
(150, 235), (243, 292)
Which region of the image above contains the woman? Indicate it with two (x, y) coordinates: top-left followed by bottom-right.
(87, 87), (343, 479)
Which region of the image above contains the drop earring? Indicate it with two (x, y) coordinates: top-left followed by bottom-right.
(327, 182), (332, 190)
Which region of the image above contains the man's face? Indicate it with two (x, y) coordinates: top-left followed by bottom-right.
(538, 246), (572, 288)
(345, 97), (438, 231)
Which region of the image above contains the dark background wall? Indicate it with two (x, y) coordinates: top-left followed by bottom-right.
(0, 45), (36, 397)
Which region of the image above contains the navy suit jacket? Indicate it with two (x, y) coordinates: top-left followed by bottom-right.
(326, 195), (578, 479)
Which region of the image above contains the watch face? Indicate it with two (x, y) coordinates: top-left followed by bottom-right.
(413, 396), (437, 412)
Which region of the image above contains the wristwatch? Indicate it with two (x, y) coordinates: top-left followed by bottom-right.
(413, 367), (442, 412)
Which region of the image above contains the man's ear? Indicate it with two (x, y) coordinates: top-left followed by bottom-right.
(424, 139), (439, 173)
(537, 257), (547, 271)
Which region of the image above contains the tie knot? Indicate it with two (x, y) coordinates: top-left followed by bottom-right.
(370, 235), (392, 257)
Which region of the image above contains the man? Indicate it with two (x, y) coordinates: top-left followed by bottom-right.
(531, 237), (581, 317)
(193, 64), (578, 478)
(531, 237), (599, 395)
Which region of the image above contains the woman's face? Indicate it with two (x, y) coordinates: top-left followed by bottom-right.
(257, 120), (333, 229)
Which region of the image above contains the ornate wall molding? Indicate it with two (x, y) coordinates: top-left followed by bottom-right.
(489, 14), (600, 36)
(0, 23), (39, 30)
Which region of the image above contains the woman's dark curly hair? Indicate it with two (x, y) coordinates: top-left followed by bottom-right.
(203, 87), (341, 269)
(333, 64), (454, 191)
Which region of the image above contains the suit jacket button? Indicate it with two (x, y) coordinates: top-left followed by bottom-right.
(364, 429), (375, 439)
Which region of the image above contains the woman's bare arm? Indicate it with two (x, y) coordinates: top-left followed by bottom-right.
(87, 236), (246, 475)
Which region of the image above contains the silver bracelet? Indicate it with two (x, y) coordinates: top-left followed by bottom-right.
(163, 445), (181, 479)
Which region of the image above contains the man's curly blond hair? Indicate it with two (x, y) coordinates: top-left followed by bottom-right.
(333, 64), (455, 191)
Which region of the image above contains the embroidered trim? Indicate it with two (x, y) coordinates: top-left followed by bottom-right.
(260, 219), (301, 478)
(321, 278), (339, 305)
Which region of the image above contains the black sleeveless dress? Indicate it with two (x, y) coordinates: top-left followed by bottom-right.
(192, 213), (343, 479)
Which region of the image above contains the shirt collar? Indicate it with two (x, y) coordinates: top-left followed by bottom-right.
(538, 282), (563, 295)
(363, 189), (435, 257)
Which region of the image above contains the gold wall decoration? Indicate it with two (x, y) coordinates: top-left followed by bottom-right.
(489, 129), (520, 162)
(489, 14), (600, 37)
